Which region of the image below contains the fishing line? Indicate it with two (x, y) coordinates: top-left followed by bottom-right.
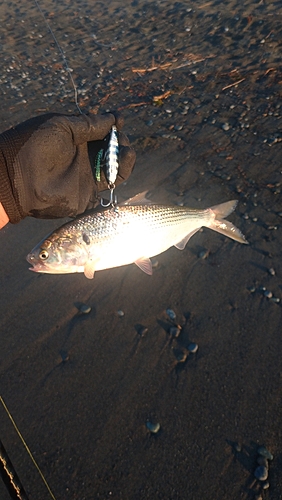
(0, 396), (57, 500)
(34, 0), (83, 115)
(34, 0), (120, 205)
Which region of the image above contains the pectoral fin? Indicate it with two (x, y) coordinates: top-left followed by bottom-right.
(174, 229), (200, 250)
(135, 257), (153, 275)
(84, 260), (97, 279)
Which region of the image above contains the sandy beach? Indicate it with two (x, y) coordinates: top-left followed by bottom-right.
(0, 1), (282, 499)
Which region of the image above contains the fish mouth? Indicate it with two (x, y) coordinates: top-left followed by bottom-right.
(26, 253), (47, 273)
(26, 253), (84, 274)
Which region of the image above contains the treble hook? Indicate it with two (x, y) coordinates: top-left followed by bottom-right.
(100, 184), (117, 207)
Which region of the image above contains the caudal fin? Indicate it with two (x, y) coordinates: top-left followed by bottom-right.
(209, 200), (248, 244)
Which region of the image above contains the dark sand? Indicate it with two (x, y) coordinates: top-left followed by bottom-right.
(1, 1), (282, 499)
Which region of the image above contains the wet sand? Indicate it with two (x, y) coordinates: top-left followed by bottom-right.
(1, 1), (282, 499)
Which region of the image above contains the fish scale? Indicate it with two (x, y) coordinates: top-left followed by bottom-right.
(27, 197), (248, 280)
(61, 205), (209, 240)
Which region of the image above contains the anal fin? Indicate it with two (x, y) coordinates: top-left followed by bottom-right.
(174, 228), (200, 250)
(135, 257), (153, 275)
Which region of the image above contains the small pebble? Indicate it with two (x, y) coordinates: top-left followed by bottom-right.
(198, 249), (209, 259)
(268, 267), (275, 276)
(117, 310), (125, 317)
(257, 446), (273, 461)
(248, 286), (256, 293)
(188, 342), (198, 354)
(166, 308), (176, 321)
(264, 290), (273, 299)
(262, 481), (270, 490)
(169, 326), (181, 338)
(174, 124), (183, 131)
(175, 350), (189, 363)
(146, 120), (153, 126)
(270, 297), (280, 303)
(234, 443), (242, 452)
(177, 352), (187, 363)
(138, 326), (148, 337)
(257, 456), (268, 467)
(222, 122), (230, 131)
(254, 465), (268, 481)
(79, 304), (91, 314)
(146, 421), (161, 434)
(60, 351), (70, 362)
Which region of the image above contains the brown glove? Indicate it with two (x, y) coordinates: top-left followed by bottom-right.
(0, 112), (136, 223)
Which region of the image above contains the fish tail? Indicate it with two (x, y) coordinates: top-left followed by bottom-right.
(209, 200), (248, 244)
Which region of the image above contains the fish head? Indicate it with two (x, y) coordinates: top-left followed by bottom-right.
(27, 232), (89, 274)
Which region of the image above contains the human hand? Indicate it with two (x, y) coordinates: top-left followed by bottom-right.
(0, 203), (9, 228)
(0, 112), (136, 225)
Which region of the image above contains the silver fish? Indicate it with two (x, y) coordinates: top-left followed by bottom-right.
(27, 194), (248, 280)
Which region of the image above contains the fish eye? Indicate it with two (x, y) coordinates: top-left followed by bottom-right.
(39, 249), (49, 260)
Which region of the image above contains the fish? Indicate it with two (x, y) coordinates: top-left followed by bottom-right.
(26, 194), (248, 280)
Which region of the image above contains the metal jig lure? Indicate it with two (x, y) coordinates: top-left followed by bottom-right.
(100, 125), (119, 207)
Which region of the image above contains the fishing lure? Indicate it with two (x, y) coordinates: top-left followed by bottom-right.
(105, 125), (119, 186)
(101, 125), (119, 207)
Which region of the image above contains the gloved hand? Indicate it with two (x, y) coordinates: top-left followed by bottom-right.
(0, 112), (136, 223)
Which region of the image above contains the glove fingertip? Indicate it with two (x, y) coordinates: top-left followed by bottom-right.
(110, 111), (124, 131)
(118, 146), (136, 180)
(118, 131), (130, 147)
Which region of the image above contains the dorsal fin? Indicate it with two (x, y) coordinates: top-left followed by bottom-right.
(120, 191), (151, 206)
